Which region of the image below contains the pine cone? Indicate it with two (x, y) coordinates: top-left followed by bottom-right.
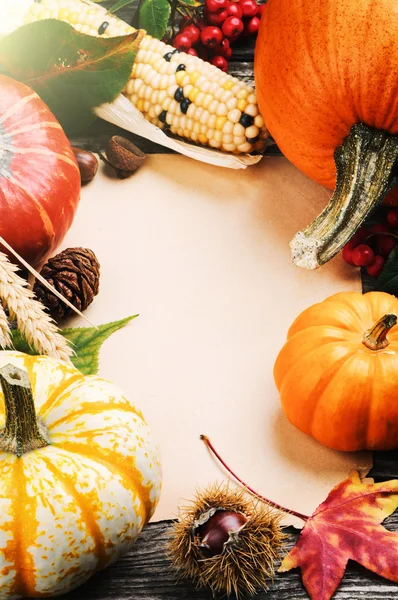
(33, 248), (100, 322)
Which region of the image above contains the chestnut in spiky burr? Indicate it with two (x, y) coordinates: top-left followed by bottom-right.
(169, 483), (286, 599)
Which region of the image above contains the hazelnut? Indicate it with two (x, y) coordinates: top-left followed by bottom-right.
(72, 147), (99, 183)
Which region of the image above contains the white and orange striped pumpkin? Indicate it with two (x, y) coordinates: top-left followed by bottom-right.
(0, 75), (80, 267)
(0, 352), (162, 599)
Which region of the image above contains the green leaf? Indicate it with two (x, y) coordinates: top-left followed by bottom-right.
(62, 315), (138, 375)
(373, 247), (398, 295)
(139, 0), (170, 39)
(10, 330), (38, 356)
(109, 0), (137, 13)
(0, 20), (144, 134)
(10, 315), (138, 375)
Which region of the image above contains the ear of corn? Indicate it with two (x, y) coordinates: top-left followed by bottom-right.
(23, 0), (268, 154)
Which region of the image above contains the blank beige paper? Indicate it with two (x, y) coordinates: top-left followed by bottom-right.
(61, 154), (371, 527)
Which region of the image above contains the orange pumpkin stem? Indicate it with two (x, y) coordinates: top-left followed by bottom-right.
(362, 314), (398, 351)
(290, 124), (398, 269)
(0, 364), (49, 457)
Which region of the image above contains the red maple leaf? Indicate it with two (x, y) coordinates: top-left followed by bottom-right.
(280, 471), (398, 600)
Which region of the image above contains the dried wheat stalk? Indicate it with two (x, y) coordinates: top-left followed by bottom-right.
(0, 303), (11, 350)
(0, 251), (73, 362)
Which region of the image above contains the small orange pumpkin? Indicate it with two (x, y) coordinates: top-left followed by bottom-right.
(274, 292), (398, 452)
(255, 0), (398, 268)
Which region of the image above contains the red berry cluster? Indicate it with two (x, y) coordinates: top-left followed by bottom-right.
(172, 0), (264, 72)
(342, 209), (398, 278)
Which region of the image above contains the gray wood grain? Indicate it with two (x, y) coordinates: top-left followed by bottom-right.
(65, 3), (398, 598)
(46, 453), (398, 600)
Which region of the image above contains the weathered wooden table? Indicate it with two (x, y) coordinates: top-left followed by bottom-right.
(63, 4), (398, 598)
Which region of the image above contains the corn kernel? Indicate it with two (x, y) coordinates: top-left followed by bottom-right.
(209, 82), (219, 95)
(224, 81), (235, 91)
(226, 97), (238, 110)
(222, 120), (234, 134)
(175, 71), (186, 85)
(189, 88), (200, 103)
(202, 94), (213, 109)
(222, 142), (236, 152)
(126, 79), (135, 95)
(200, 111), (210, 125)
(233, 123), (245, 136)
(209, 140), (221, 148)
(152, 74), (161, 89)
(237, 99), (247, 112)
(137, 99), (145, 113)
(237, 142), (252, 153)
(183, 84), (193, 97)
(216, 117), (227, 131)
(208, 115), (217, 128)
(196, 92), (205, 107)
(160, 74), (169, 89)
(209, 100), (219, 114)
(234, 136), (246, 146)
(194, 107), (204, 121)
(245, 125), (260, 139)
(190, 72), (200, 84)
(214, 131), (223, 143)
(222, 134), (233, 144)
(228, 109), (241, 124)
(246, 103), (259, 117)
(186, 103), (196, 117)
(180, 75), (191, 87)
(216, 104), (227, 117)
(237, 89), (249, 99)
(199, 134), (208, 145)
(254, 114), (264, 128)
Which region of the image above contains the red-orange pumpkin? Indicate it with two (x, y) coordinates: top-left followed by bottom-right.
(255, 0), (398, 268)
(0, 75), (80, 267)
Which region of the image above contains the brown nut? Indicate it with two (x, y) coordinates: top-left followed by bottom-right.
(105, 136), (146, 178)
(72, 147), (99, 183)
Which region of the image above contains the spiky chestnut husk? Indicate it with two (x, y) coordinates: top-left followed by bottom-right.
(169, 483), (286, 598)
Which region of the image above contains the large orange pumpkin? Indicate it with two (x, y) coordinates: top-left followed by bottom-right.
(0, 75), (80, 267)
(255, 0), (398, 268)
(274, 291), (398, 452)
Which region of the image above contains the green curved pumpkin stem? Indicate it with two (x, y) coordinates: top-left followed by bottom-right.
(290, 123), (398, 269)
(0, 364), (49, 457)
(362, 314), (397, 351)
